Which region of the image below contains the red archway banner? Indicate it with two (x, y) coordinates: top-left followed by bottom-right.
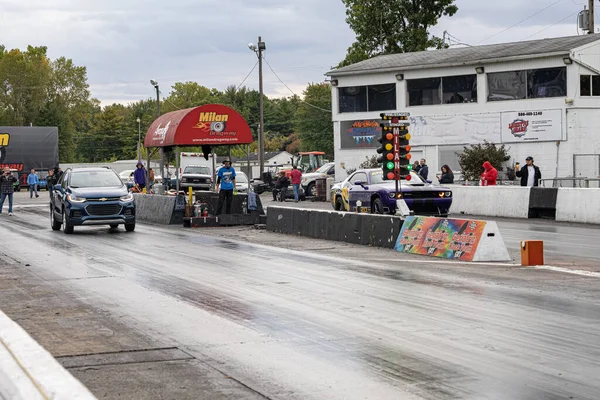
(144, 104), (253, 147)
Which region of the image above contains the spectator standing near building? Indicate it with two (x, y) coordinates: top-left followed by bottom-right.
(148, 168), (155, 190)
(27, 168), (40, 198)
(133, 162), (147, 191)
(515, 156), (541, 187)
(437, 165), (454, 184)
(418, 159), (429, 180)
(290, 166), (302, 203)
(481, 161), (498, 186)
(0, 166), (17, 215)
(216, 159), (236, 215)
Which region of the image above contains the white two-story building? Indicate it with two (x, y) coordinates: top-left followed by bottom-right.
(327, 34), (600, 182)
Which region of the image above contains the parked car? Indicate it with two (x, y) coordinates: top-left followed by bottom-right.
(180, 165), (212, 191)
(301, 162), (335, 197)
(235, 171), (250, 193)
(330, 168), (452, 216)
(50, 167), (136, 234)
(119, 169), (135, 189)
(275, 185), (307, 202)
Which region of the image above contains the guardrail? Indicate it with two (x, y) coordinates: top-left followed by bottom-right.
(0, 310), (96, 400)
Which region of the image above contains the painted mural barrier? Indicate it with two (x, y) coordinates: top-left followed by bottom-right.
(394, 216), (510, 262)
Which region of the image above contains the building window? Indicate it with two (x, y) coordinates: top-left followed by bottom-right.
(580, 75), (591, 96)
(339, 84), (396, 113)
(339, 86), (367, 113)
(408, 75), (477, 106)
(594, 76), (600, 96)
(488, 71), (527, 101)
(408, 78), (441, 106)
(488, 67), (566, 101)
(528, 67), (566, 98)
(442, 75), (477, 103)
(580, 75), (600, 96)
(368, 84), (396, 111)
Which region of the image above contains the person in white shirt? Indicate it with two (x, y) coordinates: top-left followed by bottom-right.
(515, 156), (541, 187)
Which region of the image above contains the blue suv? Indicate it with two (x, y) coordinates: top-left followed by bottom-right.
(50, 167), (136, 234)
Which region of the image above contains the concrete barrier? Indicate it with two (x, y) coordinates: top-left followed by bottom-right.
(267, 206), (403, 248)
(448, 185), (531, 219)
(0, 310), (96, 400)
(133, 194), (185, 225)
(556, 188), (600, 224)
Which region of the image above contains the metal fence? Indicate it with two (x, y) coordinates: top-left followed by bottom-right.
(540, 177), (600, 188)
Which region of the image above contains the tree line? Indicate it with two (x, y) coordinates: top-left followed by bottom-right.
(0, 46), (333, 163)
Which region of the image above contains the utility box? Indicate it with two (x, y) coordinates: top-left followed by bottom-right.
(579, 9), (590, 30)
(521, 240), (544, 266)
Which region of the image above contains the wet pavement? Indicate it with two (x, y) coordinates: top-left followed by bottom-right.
(0, 195), (599, 399)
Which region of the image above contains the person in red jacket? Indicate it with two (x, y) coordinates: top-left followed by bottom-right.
(290, 165), (303, 203)
(481, 161), (498, 186)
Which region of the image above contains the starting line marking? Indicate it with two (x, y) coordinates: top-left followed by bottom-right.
(518, 265), (600, 278)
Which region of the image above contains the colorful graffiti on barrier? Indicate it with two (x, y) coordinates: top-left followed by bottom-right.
(394, 216), (487, 261)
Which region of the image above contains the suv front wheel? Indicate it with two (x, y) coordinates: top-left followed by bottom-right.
(50, 205), (61, 231)
(62, 208), (74, 234)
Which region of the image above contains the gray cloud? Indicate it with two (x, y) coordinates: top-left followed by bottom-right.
(0, 0), (588, 104)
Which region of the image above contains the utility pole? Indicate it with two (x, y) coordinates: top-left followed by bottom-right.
(257, 36), (266, 179)
(590, 0), (595, 34)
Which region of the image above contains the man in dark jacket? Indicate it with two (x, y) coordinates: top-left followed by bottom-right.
(515, 156), (542, 187)
(0, 166), (18, 215)
(272, 171), (290, 202)
(418, 159), (429, 180)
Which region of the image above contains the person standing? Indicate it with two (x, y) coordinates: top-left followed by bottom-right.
(0, 167), (17, 215)
(437, 165), (454, 184)
(272, 171), (290, 202)
(216, 159), (236, 215)
(412, 161), (421, 174)
(27, 168), (40, 198)
(133, 162), (147, 191)
(290, 166), (302, 203)
(418, 159), (429, 180)
(46, 169), (57, 198)
(515, 156), (541, 187)
(481, 161), (498, 186)
(148, 168), (155, 190)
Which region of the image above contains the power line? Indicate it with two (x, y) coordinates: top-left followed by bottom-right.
(262, 56), (331, 113)
(522, 10), (581, 40)
(236, 60), (259, 90)
(476, 0), (566, 44)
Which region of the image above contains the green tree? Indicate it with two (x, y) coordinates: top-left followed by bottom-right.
(294, 83), (333, 156)
(456, 141), (511, 182)
(338, 0), (458, 67)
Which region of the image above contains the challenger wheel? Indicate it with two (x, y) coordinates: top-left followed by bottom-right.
(371, 198), (384, 214)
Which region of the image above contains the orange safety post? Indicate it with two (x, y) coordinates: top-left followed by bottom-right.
(521, 240), (544, 266)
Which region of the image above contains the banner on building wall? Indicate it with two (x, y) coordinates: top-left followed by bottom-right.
(500, 109), (562, 143)
(408, 113), (502, 146)
(340, 120), (382, 149)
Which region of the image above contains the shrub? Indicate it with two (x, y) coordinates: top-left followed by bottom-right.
(456, 141), (511, 181)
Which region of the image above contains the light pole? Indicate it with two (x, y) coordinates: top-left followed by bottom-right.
(136, 117), (141, 161)
(248, 37), (266, 179)
(150, 79), (164, 191)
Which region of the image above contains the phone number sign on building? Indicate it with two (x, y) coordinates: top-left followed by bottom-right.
(501, 109), (562, 143)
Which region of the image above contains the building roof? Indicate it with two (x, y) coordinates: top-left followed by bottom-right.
(328, 34), (600, 77)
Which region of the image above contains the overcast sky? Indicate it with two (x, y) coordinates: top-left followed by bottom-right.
(0, 0), (591, 105)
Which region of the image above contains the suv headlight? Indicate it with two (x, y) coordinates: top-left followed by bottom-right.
(120, 193), (134, 202)
(68, 194), (86, 203)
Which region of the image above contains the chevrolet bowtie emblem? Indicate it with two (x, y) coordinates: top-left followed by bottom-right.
(99, 198), (107, 201)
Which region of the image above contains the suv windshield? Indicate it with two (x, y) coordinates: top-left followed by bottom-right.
(70, 170), (123, 188)
(315, 163), (332, 173)
(184, 166), (211, 175)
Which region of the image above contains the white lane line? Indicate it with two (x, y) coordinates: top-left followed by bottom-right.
(518, 266), (600, 278)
